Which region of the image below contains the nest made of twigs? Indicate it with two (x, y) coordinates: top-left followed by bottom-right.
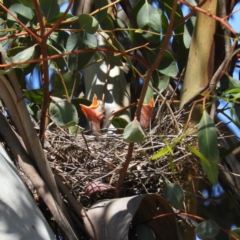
(42, 103), (203, 208)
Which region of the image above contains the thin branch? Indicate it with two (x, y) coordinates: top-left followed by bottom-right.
(114, 142), (134, 197)
(32, 0), (50, 145)
(173, 0), (207, 29)
(178, 0), (237, 35)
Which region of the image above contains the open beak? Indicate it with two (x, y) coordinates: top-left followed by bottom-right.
(80, 94), (104, 134)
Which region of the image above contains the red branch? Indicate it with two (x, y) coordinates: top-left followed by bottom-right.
(0, 47), (150, 69)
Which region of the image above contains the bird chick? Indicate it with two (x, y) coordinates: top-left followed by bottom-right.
(80, 94), (104, 134)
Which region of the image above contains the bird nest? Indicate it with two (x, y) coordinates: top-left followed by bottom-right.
(43, 104), (203, 208)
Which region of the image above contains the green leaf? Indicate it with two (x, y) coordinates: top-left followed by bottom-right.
(227, 74), (240, 88)
(47, 44), (68, 70)
(18, 0), (34, 8)
(186, 145), (210, 167)
(49, 97), (78, 128)
(158, 75), (170, 92)
(222, 87), (240, 100)
(8, 4), (34, 22)
(52, 70), (80, 98)
(158, 51), (178, 77)
(197, 111), (219, 185)
(49, 31), (69, 52)
(71, 97), (91, 110)
(26, 103), (41, 121)
(68, 125), (82, 135)
(5, 46), (35, 68)
(66, 33), (78, 52)
(110, 117), (129, 130)
(23, 89), (43, 104)
(183, 16), (196, 49)
(152, 146), (171, 160)
(94, 0), (108, 23)
(164, 183), (184, 209)
(40, 0), (59, 21)
(101, 14), (115, 31)
(123, 119), (146, 143)
(66, 32), (96, 70)
(79, 32), (98, 48)
(195, 220), (219, 239)
(7, 46), (26, 57)
(150, 50), (178, 77)
(229, 228), (240, 240)
(78, 14), (99, 34)
(136, 2), (162, 42)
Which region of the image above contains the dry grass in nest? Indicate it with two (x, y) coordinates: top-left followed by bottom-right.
(43, 105), (203, 207)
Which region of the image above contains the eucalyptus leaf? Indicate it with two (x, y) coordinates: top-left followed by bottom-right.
(5, 46), (35, 68)
(149, 50), (178, 77)
(52, 70), (80, 98)
(183, 16), (196, 49)
(79, 32), (98, 48)
(71, 98), (92, 107)
(158, 75), (170, 92)
(94, 0), (108, 23)
(23, 89), (43, 104)
(49, 97), (78, 128)
(78, 14), (99, 34)
(123, 119), (146, 143)
(197, 111), (219, 185)
(195, 220), (219, 239)
(110, 117), (129, 130)
(136, 2), (162, 42)
(66, 33), (79, 52)
(186, 145), (210, 167)
(228, 75), (240, 88)
(40, 0), (59, 21)
(47, 44), (68, 69)
(7, 4), (34, 22)
(7, 46), (26, 57)
(163, 183), (184, 209)
(68, 125), (82, 134)
(18, 0), (34, 9)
